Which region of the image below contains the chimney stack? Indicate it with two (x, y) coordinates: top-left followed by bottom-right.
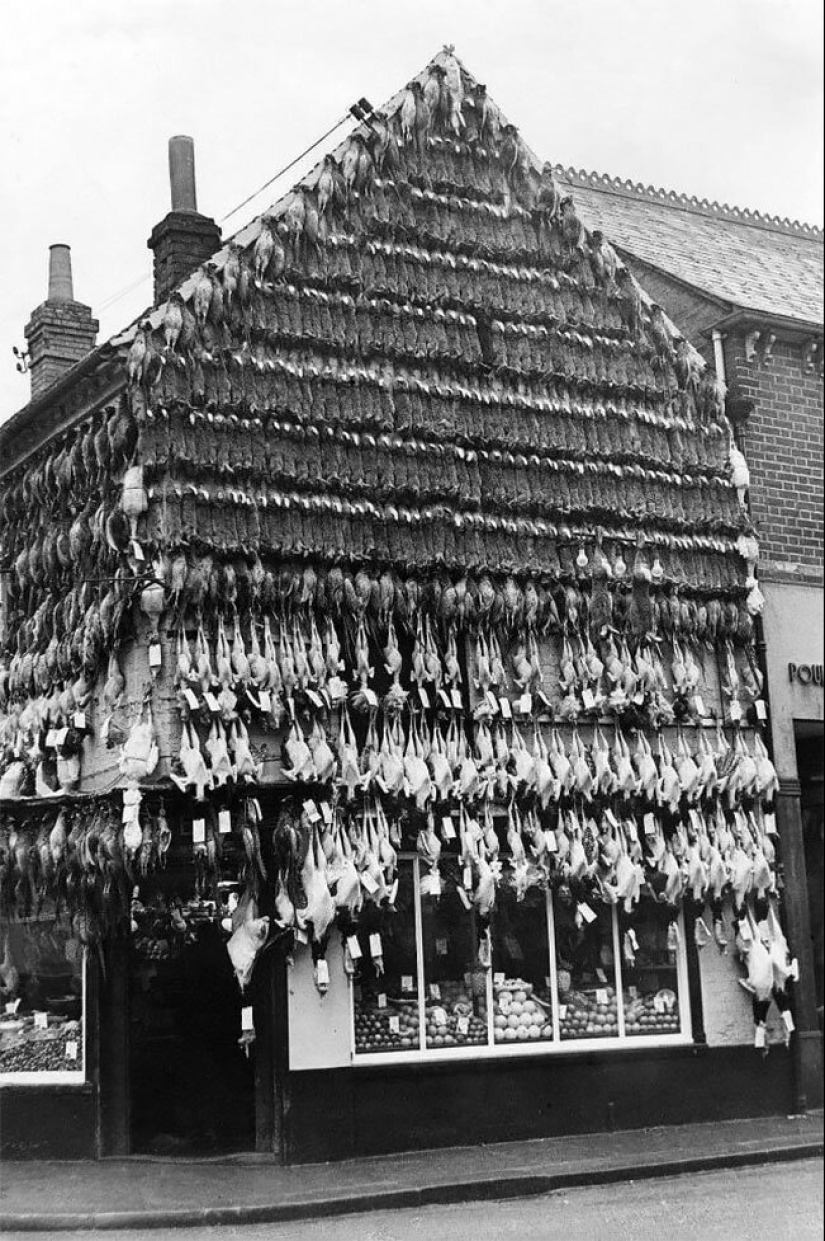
(148, 136), (221, 304)
(23, 245), (99, 399)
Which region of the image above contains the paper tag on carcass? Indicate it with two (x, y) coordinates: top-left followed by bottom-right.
(388, 1015), (400, 1034)
(401, 974), (414, 993)
(45, 729), (58, 748)
(441, 816), (456, 840)
(499, 697), (512, 719)
(294, 928), (308, 945)
(435, 938), (448, 957)
(65, 1040), (78, 1061)
(253, 689), (270, 713)
(544, 830), (557, 853)
(34, 1011), (48, 1029)
(689, 809), (704, 834)
(315, 960), (329, 988)
(782, 1010), (795, 1032)
(485, 691), (499, 713)
(73, 711), (87, 731)
(306, 689), (324, 709)
(439, 689), (452, 708)
(755, 699), (768, 720)
(148, 643), (162, 669)
(463, 866), (473, 891)
(763, 812), (777, 836)
(55, 727), (69, 747)
(360, 870), (378, 895)
(519, 692), (532, 715)
(347, 936), (363, 961)
(204, 692), (220, 713)
(451, 689), (463, 710)
(456, 1015), (470, 1035)
(418, 688), (430, 709)
(184, 688), (200, 711)
(320, 802), (332, 824)
(192, 819), (206, 844)
(369, 934), (383, 959)
(729, 701), (742, 722)
(578, 903), (597, 924)
(582, 688), (596, 710)
(643, 813), (657, 836)
(596, 989), (609, 1006)
(303, 799), (321, 823)
(218, 810), (232, 835)
(377, 993), (387, 1009)
(456, 887), (472, 910)
(241, 1006), (255, 1032)
(789, 958), (799, 981)
(429, 982), (441, 999)
(131, 540), (145, 561)
(625, 820), (639, 843)
(738, 918), (753, 943)
(605, 808), (619, 829)
(693, 696), (706, 717)
(633, 691), (645, 705)
(754, 1024), (766, 1049)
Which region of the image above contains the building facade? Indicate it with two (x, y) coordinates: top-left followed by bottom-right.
(0, 50), (820, 1162)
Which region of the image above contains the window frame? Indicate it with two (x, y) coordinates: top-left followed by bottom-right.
(0, 948), (87, 1088)
(351, 856), (691, 1066)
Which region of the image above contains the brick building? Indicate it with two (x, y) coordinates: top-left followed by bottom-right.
(0, 51), (821, 1160)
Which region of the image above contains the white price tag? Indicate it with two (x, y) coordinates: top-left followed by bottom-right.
(729, 701), (742, 721)
(494, 972), (506, 986)
(789, 958), (799, 981)
(441, 816), (456, 840)
(419, 688), (431, 709)
(643, 814), (657, 836)
(543, 830), (557, 853)
(241, 1006), (255, 1031)
(401, 975), (414, 993)
(347, 936), (363, 961)
(439, 690), (452, 709)
(45, 730), (58, 748)
(321, 802), (332, 824)
(360, 871), (379, 894)
(369, 933), (383, 959)
(738, 919), (753, 943)
(693, 696), (706, 717)
(625, 820), (639, 843)
(218, 810), (232, 835)
(148, 643), (162, 669)
(435, 938), (448, 957)
(363, 688), (379, 708)
(431, 1006), (448, 1026)
(558, 1004), (568, 1019)
(258, 689), (272, 712)
(605, 809), (619, 829)
(192, 819), (206, 844)
(315, 959), (329, 987)
(73, 711), (87, 730)
(755, 700), (768, 720)
(782, 1010), (795, 1033)
(377, 993), (387, 1009)
(456, 1015), (470, 1035)
(456, 887), (472, 910)
(451, 689), (463, 710)
(388, 1015), (400, 1034)
(582, 688), (596, 710)
(653, 995), (665, 1014)
(629, 986), (638, 999)
(131, 540), (145, 561)
(429, 983), (441, 999)
(306, 689), (324, 709)
(204, 692), (220, 713)
(754, 1024), (766, 1049)
(463, 866), (473, 890)
(499, 697), (512, 720)
(294, 928), (309, 945)
(485, 691), (499, 713)
(519, 692), (533, 715)
(303, 799), (321, 823)
(65, 1040), (78, 1061)
(596, 989), (609, 1006)
(578, 903), (597, 924)
(184, 688), (200, 710)
(5, 1000), (21, 1014)
(34, 1011), (48, 1029)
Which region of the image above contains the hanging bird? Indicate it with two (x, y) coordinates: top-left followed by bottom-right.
(399, 84), (419, 147)
(193, 268), (213, 327)
(162, 293), (184, 353)
(729, 442), (750, 506)
(536, 162), (561, 220)
(126, 322), (150, 387)
(253, 219), (275, 284)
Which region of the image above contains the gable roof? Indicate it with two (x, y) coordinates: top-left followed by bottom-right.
(554, 168), (824, 328)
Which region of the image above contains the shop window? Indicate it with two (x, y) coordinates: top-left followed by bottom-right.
(0, 910), (85, 1083)
(352, 857), (689, 1061)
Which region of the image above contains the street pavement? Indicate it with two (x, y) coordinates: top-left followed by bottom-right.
(1, 1158), (821, 1241)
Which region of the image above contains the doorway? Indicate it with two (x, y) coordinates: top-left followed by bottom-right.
(796, 724), (824, 1027)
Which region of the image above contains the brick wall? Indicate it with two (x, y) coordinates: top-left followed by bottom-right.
(725, 334), (824, 581)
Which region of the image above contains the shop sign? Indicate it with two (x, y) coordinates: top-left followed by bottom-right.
(788, 662), (823, 686)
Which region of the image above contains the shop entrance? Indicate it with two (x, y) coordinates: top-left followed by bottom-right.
(129, 915), (255, 1154)
(796, 723), (824, 1028)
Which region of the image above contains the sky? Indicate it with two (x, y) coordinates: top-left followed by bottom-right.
(0, 0), (822, 422)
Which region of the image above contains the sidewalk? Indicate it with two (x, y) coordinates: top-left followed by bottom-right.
(1, 1111), (822, 1232)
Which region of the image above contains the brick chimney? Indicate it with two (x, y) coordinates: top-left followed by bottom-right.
(23, 245), (99, 399)
(147, 136), (221, 304)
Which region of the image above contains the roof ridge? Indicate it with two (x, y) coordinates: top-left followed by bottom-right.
(554, 165), (824, 242)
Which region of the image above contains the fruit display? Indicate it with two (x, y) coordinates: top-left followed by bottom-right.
(623, 989), (681, 1036)
(424, 999), (487, 1049)
(493, 977), (553, 1043)
(558, 987), (620, 1040)
(0, 1017), (83, 1075)
(354, 1001), (420, 1054)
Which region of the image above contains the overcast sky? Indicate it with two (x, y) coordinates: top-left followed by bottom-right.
(1, 0), (822, 422)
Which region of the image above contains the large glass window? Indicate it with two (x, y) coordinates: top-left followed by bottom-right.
(351, 858), (688, 1061)
(0, 911), (86, 1082)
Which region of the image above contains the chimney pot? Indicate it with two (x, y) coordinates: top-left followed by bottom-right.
(48, 244), (74, 301)
(169, 135), (198, 213)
